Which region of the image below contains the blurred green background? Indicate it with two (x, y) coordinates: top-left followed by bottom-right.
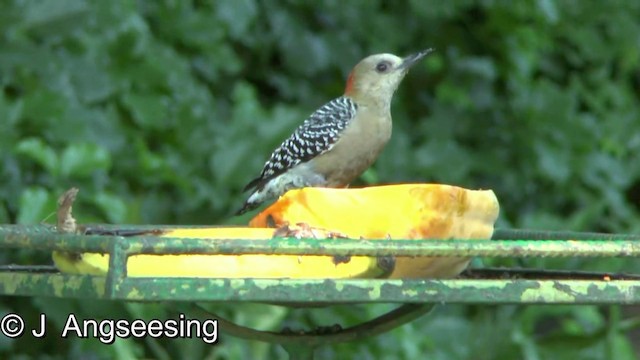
(2, 0), (640, 359)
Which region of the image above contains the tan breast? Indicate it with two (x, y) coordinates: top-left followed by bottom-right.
(311, 106), (392, 186)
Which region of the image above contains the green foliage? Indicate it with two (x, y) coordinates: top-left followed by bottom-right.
(1, 0), (640, 358)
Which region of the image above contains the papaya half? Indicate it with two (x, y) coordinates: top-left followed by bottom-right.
(250, 184), (500, 279)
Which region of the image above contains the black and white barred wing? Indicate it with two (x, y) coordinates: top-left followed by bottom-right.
(242, 96), (357, 192)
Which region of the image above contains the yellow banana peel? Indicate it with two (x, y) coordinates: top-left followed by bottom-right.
(52, 227), (391, 279)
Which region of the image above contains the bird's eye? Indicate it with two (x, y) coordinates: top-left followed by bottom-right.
(375, 61), (391, 73)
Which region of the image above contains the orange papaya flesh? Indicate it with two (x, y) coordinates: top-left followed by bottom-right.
(249, 184), (500, 279)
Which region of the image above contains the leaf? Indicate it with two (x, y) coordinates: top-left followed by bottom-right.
(0, 93), (23, 127)
(120, 93), (172, 129)
(214, 0), (258, 39)
(608, 332), (636, 360)
(93, 192), (127, 224)
(14, 138), (59, 175)
(16, 187), (53, 224)
(60, 143), (111, 177)
(22, 0), (88, 35)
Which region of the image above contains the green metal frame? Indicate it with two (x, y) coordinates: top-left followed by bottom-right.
(1, 224), (639, 358)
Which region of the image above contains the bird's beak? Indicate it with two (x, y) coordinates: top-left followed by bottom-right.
(399, 48), (434, 70)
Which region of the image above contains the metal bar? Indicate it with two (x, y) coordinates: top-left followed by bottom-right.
(177, 302), (435, 346)
(1, 225), (113, 252)
(2, 225), (640, 258)
(41, 225), (640, 241)
(114, 238), (639, 257)
(492, 228), (640, 241)
(105, 237), (127, 298)
(113, 278), (640, 304)
(3, 232), (640, 258)
(1, 273), (639, 304)
(0, 273), (106, 298)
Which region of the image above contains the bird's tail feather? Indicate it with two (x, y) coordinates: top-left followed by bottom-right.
(235, 199), (259, 216)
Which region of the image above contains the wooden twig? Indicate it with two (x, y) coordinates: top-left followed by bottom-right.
(56, 187), (79, 234)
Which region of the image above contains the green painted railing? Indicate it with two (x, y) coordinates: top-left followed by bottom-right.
(1, 223), (639, 359)
(1, 224), (639, 303)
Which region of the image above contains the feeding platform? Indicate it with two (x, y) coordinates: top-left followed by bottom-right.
(1, 186), (639, 358)
(1, 225), (640, 359)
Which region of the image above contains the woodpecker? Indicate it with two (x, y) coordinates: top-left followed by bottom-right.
(237, 49), (434, 215)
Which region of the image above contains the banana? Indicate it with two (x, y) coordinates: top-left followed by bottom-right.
(52, 227), (393, 279)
